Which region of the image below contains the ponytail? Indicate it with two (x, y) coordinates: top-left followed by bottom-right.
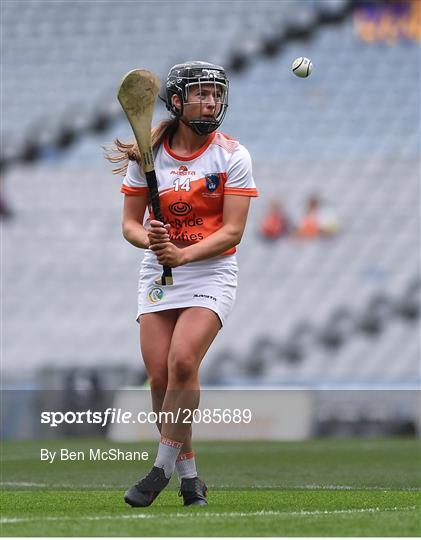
(103, 118), (178, 176)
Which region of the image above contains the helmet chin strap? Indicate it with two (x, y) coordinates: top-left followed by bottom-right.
(180, 117), (218, 136)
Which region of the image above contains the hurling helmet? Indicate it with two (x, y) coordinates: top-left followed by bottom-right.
(165, 61), (229, 135)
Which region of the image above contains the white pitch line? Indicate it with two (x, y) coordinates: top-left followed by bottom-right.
(215, 485), (421, 492)
(2, 481), (420, 492)
(298, 485), (421, 492)
(0, 481), (126, 489)
(0, 482), (48, 487)
(1, 506), (417, 525)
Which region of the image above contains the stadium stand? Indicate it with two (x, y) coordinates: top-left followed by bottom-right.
(2, 0), (323, 161)
(2, 1), (419, 389)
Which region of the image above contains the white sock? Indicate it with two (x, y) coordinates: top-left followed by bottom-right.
(154, 436), (183, 479)
(175, 451), (198, 480)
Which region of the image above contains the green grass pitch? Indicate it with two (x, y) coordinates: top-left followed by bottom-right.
(1, 438), (420, 536)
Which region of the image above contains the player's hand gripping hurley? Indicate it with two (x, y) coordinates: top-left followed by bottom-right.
(118, 69), (173, 286)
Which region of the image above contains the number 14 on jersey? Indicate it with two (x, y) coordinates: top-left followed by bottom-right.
(173, 178), (191, 192)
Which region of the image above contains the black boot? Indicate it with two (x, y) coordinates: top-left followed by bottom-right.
(124, 466), (170, 507)
(179, 477), (208, 506)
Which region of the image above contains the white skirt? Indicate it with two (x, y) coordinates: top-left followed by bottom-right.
(137, 250), (238, 326)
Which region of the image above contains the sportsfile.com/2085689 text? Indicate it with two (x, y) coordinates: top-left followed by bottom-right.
(40, 408), (252, 428)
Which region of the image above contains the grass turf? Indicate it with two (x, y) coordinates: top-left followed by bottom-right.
(1, 438), (420, 536)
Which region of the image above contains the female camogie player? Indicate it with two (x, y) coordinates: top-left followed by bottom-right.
(107, 61), (258, 507)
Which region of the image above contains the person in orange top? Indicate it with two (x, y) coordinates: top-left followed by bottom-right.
(259, 200), (291, 240)
(297, 194), (339, 238)
(297, 196), (319, 238)
(106, 61), (258, 508)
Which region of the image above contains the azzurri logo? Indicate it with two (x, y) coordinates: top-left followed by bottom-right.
(148, 286), (164, 303)
(205, 174), (220, 193)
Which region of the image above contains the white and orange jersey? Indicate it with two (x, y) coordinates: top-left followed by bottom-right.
(121, 131), (258, 255)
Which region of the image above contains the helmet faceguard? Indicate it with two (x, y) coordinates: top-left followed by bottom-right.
(165, 61), (229, 135)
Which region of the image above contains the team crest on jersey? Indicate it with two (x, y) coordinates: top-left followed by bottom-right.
(205, 174), (220, 192)
(148, 285), (165, 304)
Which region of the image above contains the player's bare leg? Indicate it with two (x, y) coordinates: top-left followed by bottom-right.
(125, 308), (220, 507)
(140, 310), (194, 454)
(124, 309), (215, 507)
(124, 311), (175, 507)
(161, 307), (221, 442)
(159, 307), (221, 505)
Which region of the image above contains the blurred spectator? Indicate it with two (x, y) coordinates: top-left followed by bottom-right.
(296, 194), (339, 238)
(259, 200), (291, 240)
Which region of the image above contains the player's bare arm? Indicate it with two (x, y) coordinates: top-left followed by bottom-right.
(122, 194), (150, 249)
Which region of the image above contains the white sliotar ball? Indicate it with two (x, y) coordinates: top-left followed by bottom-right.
(292, 57), (313, 78)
